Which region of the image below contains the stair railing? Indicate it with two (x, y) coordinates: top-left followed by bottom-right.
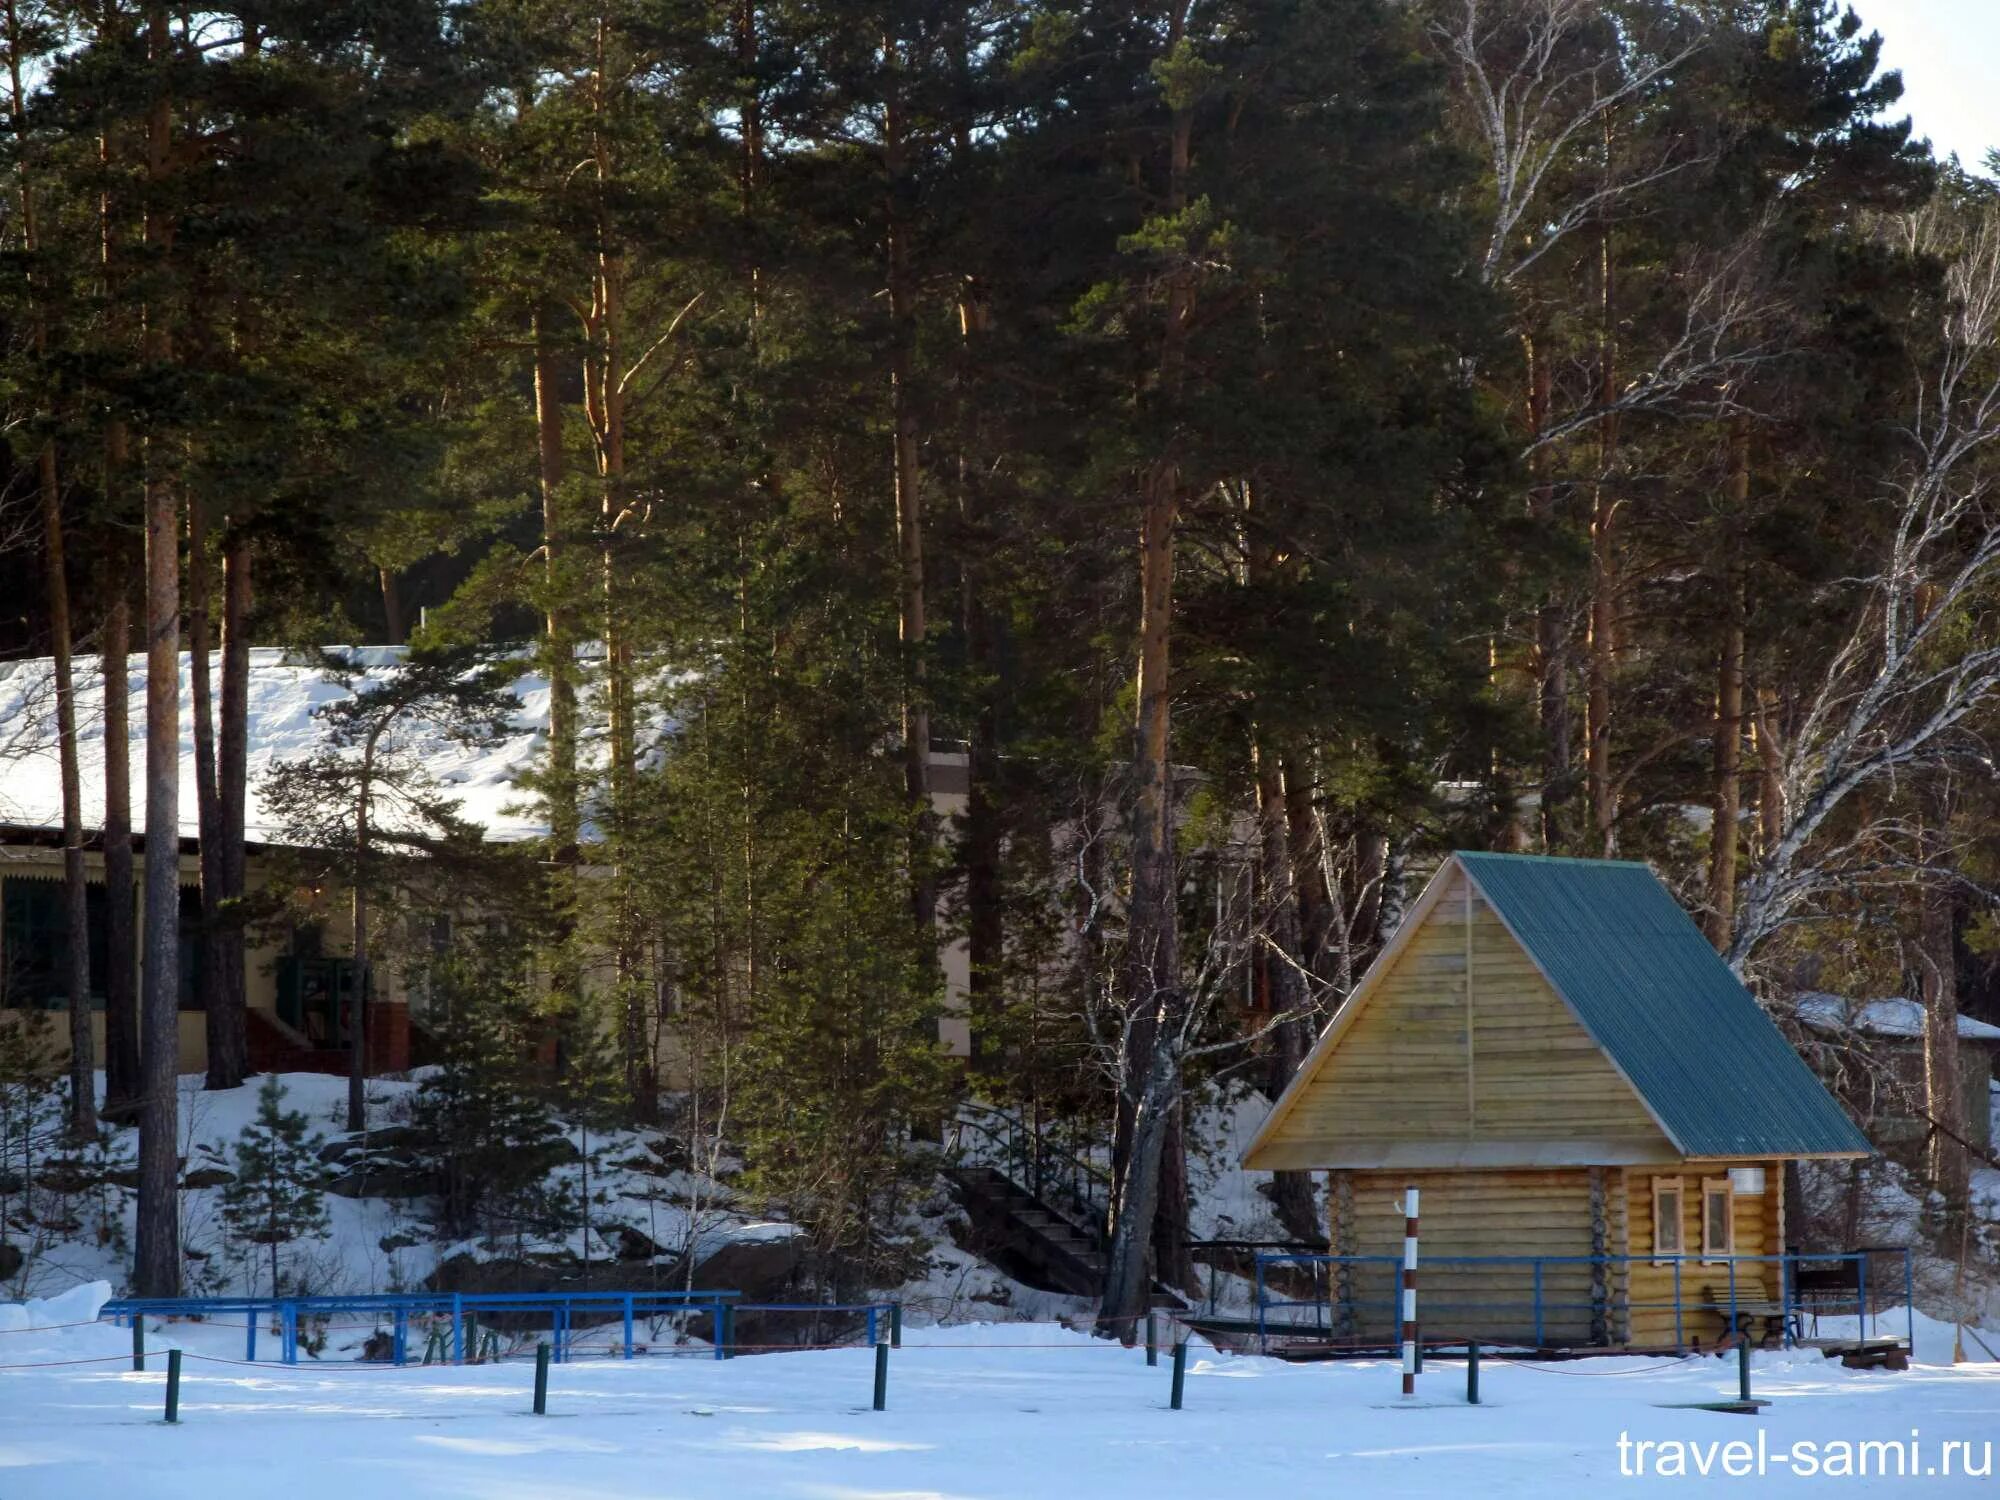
(949, 1103), (1114, 1241)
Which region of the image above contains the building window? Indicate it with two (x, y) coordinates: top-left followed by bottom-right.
(1652, 1177), (1684, 1259)
(176, 885), (205, 1010)
(3, 877), (206, 1011)
(1702, 1177), (1734, 1260)
(2, 878), (109, 1009)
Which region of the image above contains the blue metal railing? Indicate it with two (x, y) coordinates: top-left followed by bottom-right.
(103, 1289), (743, 1365)
(99, 1290), (905, 1365)
(1250, 1249), (1915, 1357)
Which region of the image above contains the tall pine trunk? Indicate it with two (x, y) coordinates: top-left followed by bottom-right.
(45, 451), (94, 1140)
(1253, 735), (1316, 1242)
(134, 0), (181, 1298)
(587, 24), (649, 1110)
(533, 304), (583, 1024)
(190, 493), (239, 1088)
(215, 530), (251, 1082)
(10, 6), (95, 1138)
(1585, 175), (1620, 855)
(102, 584), (140, 1115)
(883, 34), (935, 945)
(347, 732), (378, 1135)
(1527, 338), (1569, 853)
(1101, 23), (1195, 1331)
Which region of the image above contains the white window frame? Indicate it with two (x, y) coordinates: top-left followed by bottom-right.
(1701, 1176), (1735, 1262)
(1652, 1176), (1685, 1261)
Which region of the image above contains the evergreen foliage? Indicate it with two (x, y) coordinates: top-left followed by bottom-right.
(219, 1076), (331, 1297)
(0, 0), (1991, 1297)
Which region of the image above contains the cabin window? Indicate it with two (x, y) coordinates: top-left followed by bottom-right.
(1702, 1177), (1734, 1259)
(1651, 1177), (1684, 1258)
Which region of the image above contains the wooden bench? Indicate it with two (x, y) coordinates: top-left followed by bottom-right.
(1702, 1285), (1797, 1346)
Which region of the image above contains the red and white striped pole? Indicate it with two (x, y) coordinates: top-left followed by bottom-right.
(1400, 1185), (1420, 1399)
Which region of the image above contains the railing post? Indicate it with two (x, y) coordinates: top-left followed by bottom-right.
(1532, 1260), (1544, 1349)
(872, 1340), (889, 1411)
(1673, 1260), (1684, 1348)
(1466, 1339), (1480, 1405)
(132, 1318), (145, 1373)
(1255, 1257), (1269, 1356)
(283, 1302), (298, 1366)
(867, 1306), (878, 1348)
(394, 1308), (407, 1366)
(624, 1295), (635, 1360)
(164, 1348), (182, 1425)
(1728, 1259), (1739, 1342)
(1904, 1250), (1914, 1353)
(1857, 1256), (1869, 1340)
(1169, 1338), (1188, 1410)
(534, 1341), (551, 1416)
(890, 1303), (902, 1349)
(1147, 1309), (1158, 1367)
(246, 1311), (256, 1362)
(452, 1293), (465, 1365)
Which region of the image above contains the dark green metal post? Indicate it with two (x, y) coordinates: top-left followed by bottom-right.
(872, 1341), (889, 1411)
(890, 1303), (902, 1350)
(719, 1304), (734, 1361)
(534, 1341), (551, 1415)
(164, 1348), (181, 1424)
(1467, 1340), (1481, 1405)
(1146, 1311), (1158, 1367)
(132, 1319), (145, 1373)
(1169, 1340), (1188, 1410)
(1738, 1341), (1751, 1404)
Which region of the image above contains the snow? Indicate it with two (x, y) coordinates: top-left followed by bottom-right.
(0, 649), (555, 843)
(20, 1071), (801, 1307)
(1796, 991), (2000, 1042)
(3, 1314), (2000, 1497)
(0, 1282), (110, 1334)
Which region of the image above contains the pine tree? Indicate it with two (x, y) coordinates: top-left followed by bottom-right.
(261, 643), (520, 1132)
(220, 1077), (331, 1298)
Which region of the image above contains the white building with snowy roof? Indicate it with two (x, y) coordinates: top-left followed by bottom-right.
(0, 646), (980, 1080)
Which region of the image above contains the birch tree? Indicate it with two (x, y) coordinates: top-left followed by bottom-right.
(1727, 201), (2000, 966)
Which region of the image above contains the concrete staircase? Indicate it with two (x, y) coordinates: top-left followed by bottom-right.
(945, 1164), (1186, 1311)
(946, 1164), (1108, 1297)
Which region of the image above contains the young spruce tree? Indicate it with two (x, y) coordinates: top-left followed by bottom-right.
(220, 1077), (331, 1298)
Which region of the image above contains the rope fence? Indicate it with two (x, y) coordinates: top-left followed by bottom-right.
(0, 1307), (1833, 1426)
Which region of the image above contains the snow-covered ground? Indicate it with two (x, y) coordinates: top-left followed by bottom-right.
(3, 1286), (1998, 1498)
(17, 1070), (800, 1306)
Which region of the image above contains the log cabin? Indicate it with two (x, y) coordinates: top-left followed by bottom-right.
(1242, 852), (1873, 1350)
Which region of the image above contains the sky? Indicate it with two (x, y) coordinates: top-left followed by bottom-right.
(1861, 0), (2000, 173)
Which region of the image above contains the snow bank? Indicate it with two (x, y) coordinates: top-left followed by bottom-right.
(0, 1281), (111, 1334)
(1810, 1305), (2000, 1365)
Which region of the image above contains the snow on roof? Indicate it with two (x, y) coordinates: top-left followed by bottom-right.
(1796, 991), (2000, 1044)
(0, 648), (555, 844)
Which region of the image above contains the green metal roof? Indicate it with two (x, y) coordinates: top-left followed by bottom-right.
(1456, 853), (1872, 1159)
